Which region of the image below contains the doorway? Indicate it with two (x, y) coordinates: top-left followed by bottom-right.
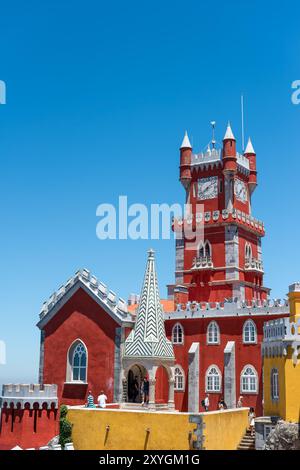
(127, 364), (147, 403)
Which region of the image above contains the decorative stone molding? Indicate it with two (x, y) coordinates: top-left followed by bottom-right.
(262, 317), (300, 364)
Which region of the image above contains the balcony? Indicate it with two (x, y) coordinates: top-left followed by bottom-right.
(245, 257), (264, 273)
(191, 255), (214, 270)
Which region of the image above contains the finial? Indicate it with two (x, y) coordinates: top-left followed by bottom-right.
(210, 121), (216, 148)
(223, 121), (236, 141)
(180, 131), (192, 149)
(147, 248), (155, 259)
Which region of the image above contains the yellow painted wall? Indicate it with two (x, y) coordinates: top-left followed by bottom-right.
(264, 349), (300, 422)
(202, 409), (248, 450)
(67, 407), (249, 451)
(263, 356), (286, 419)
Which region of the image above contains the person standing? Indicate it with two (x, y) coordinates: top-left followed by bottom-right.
(204, 394), (210, 412)
(97, 390), (108, 409)
(248, 407), (256, 437)
(86, 390), (95, 408)
(141, 377), (149, 405)
(237, 396), (243, 408)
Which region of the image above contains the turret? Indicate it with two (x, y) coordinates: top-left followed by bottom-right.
(244, 137), (257, 194)
(179, 131), (192, 190)
(222, 122), (237, 173)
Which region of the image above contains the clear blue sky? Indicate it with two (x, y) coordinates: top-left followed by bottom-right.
(1, 0), (300, 384)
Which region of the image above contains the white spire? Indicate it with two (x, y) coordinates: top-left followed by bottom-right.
(180, 131), (192, 149)
(244, 137), (255, 154)
(123, 249), (175, 360)
(223, 122), (236, 141)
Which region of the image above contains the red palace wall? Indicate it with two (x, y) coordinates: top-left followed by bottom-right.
(0, 406), (58, 450)
(165, 313), (288, 415)
(42, 287), (119, 406)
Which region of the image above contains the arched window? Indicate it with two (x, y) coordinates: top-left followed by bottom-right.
(205, 240), (212, 258)
(243, 320), (257, 344)
(172, 323), (184, 345)
(67, 340), (88, 383)
(271, 368), (279, 400)
(245, 242), (252, 260)
(174, 366), (185, 391)
(198, 243), (205, 258)
(240, 365), (258, 393)
(207, 321), (220, 344)
(206, 365), (221, 392)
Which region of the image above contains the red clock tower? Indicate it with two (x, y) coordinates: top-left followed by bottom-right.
(173, 123), (269, 304)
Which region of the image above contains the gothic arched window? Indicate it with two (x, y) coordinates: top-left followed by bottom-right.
(67, 340), (88, 383)
(243, 320), (257, 344)
(271, 368), (279, 400)
(174, 366), (185, 391)
(206, 365), (222, 392)
(240, 365), (258, 393)
(172, 323), (184, 345)
(207, 321), (220, 344)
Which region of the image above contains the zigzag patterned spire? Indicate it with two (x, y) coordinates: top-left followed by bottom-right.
(124, 249), (175, 359)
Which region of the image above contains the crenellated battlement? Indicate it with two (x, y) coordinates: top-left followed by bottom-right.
(165, 298), (289, 320)
(38, 268), (133, 326)
(1, 383), (58, 409)
(262, 317), (300, 364)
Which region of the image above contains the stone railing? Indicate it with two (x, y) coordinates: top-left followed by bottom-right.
(245, 257), (264, 273)
(1, 384), (58, 409)
(263, 317), (300, 343)
(236, 152), (250, 170)
(191, 255), (213, 270)
(262, 317), (300, 364)
(39, 268), (130, 321)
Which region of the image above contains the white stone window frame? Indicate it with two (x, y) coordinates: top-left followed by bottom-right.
(205, 364), (222, 393)
(243, 319), (257, 344)
(271, 368), (279, 401)
(245, 242), (252, 260)
(172, 322), (184, 345)
(206, 321), (220, 345)
(174, 365), (185, 391)
(240, 364), (258, 394)
(198, 239), (212, 258)
(65, 339), (88, 384)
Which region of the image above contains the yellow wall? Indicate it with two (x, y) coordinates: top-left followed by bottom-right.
(67, 407), (248, 451)
(264, 349), (300, 422)
(263, 356), (286, 419)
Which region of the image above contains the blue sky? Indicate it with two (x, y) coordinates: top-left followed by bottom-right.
(0, 0), (300, 383)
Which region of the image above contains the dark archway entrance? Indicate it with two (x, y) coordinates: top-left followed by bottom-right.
(127, 364), (147, 403)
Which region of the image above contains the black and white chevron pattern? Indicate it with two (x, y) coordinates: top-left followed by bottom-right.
(124, 250), (175, 360)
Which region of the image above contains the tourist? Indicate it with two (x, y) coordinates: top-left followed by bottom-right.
(97, 390), (108, 409)
(141, 377), (149, 405)
(248, 407), (256, 437)
(237, 396), (243, 408)
(86, 390), (95, 408)
(132, 376), (139, 403)
(204, 394), (210, 412)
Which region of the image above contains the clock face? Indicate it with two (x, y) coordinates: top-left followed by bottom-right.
(234, 178), (248, 203)
(198, 176), (218, 200)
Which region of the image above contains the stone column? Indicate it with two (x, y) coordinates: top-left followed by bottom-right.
(168, 378), (175, 410)
(188, 342), (200, 413)
(224, 341), (236, 409)
(148, 378), (156, 410)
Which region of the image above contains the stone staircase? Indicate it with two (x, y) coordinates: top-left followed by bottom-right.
(237, 429), (255, 450)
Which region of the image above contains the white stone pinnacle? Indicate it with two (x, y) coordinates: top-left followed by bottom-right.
(244, 137), (255, 154)
(180, 131), (192, 149)
(223, 122), (236, 141)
